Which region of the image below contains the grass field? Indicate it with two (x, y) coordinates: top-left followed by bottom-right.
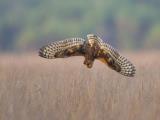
(0, 52), (160, 120)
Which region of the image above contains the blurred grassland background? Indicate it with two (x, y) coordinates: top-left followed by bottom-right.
(0, 0), (160, 120)
(0, 52), (160, 120)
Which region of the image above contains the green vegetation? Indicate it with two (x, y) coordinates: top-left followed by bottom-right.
(0, 0), (160, 51)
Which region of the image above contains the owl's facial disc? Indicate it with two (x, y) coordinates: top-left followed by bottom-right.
(88, 39), (95, 47)
(87, 34), (97, 47)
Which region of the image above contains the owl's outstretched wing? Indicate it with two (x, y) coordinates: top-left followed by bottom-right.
(96, 37), (136, 77)
(39, 38), (85, 59)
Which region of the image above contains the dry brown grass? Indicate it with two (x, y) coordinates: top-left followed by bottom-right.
(0, 51), (160, 120)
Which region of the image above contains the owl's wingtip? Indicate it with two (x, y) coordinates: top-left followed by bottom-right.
(122, 64), (136, 77)
(38, 47), (49, 59)
(38, 47), (44, 57)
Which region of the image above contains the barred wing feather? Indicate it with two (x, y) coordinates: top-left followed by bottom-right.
(39, 38), (85, 59)
(97, 37), (136, 77)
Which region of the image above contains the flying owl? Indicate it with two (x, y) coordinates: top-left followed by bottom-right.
(39, 34), (136, 77)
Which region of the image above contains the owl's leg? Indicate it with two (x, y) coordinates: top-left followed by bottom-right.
(83, 57), (94, 68)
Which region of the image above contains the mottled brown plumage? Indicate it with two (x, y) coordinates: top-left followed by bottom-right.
(39, 34), (136, 77)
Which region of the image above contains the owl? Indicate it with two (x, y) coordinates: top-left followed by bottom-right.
(39, 34), (136, 77)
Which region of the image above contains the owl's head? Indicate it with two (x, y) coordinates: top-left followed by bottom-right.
(87, 34), (98, 47)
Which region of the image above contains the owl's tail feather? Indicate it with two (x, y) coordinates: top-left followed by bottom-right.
(116, 56), (136, 77)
